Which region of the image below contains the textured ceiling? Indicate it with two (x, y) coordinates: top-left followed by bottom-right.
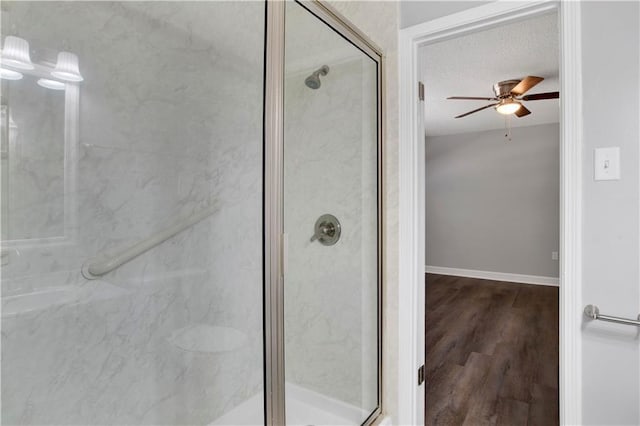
(420, 12), (560, 136)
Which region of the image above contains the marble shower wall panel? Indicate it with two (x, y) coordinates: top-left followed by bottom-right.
(1, 2), (264, 424)
(2, 278), (260, 425)
(2, 1), (264, 280)
(323, 2), (399, 420)
(284, 57), (378, 408)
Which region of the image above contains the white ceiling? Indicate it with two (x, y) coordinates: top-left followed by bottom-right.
(420, 12), (560, 136)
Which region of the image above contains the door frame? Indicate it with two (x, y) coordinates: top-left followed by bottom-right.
(264, 1), (385, 425)
(397, 1), (583, 424)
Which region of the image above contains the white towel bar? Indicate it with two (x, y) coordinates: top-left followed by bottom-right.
(583, 304), (640, 327)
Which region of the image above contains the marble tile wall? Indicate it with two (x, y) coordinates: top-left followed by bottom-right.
(284, 60), (358, 406)
(1, 2), (265, 424)
(1, 1), (400, 424)
(323, 2), (399, 422)
(283, 7), (379, 411)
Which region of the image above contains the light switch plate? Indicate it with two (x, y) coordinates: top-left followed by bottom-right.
(594, 147), (620, 181)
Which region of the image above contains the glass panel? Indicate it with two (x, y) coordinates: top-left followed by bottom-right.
(283, 2), (379, 425)
(1, 2), (265, 425)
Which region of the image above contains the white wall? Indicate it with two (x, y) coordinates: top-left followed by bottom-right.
(401, 0), (640, 423)
(425, 124), (560, 279)
(581, 2), (640, 424)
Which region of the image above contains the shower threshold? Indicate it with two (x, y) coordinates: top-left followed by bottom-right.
(211, 382), (368, 426)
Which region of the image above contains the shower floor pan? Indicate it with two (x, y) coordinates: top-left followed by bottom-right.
(211, 382), (368, 426)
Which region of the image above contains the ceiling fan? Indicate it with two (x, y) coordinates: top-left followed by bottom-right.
(447, 76), (559, 119)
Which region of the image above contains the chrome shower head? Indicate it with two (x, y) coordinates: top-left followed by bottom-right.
(305, 65), (329, 89)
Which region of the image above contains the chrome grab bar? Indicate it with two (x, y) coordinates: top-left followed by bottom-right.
(82, 204), (218, 280)
(583, 304), (640, 327)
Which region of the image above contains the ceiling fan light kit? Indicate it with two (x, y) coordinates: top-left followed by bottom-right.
(496, 99), (522, 115)
(447, 76), (559, 119)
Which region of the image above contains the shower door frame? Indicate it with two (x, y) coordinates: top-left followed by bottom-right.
(264, 1), (385, 425)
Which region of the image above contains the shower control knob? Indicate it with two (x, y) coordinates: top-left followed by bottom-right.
(310, 224), (333, 242)
(310, 214), (341, 246)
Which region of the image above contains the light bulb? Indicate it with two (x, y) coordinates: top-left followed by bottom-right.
(0, 67), (23, 80)
(51, 51), (83, 82)
(496, 100), (522, 115)
(1, 36), (34, 70)
(37, 78), (66, 90)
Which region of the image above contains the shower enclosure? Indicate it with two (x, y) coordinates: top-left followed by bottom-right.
(0, 1), (382, 425)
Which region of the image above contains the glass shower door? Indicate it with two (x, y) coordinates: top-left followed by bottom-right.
(1, 3), (265, 425)
(283, 2), (381, 425)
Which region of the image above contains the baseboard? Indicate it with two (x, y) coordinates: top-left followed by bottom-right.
(425, 265), (559, 287)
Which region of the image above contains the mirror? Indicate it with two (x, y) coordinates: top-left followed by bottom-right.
(1, 72), (78, 245)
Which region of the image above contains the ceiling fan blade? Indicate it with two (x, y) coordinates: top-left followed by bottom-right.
(447, 96), (497, 101)
(454, 103), (498, 119)
(522, 91), (560, 101)
(515, 105), (532, 118)
(510, 76), (544, 96)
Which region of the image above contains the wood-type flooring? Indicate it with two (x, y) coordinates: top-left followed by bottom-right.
(425, 273), (559, 426)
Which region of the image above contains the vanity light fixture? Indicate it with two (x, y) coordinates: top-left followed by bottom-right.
(0, 68), (23, 80)
(51, 51), (83, 82)
(495, 98), (522, 115)
(1, 36), (35, 70)
(37, 78), (65, 90)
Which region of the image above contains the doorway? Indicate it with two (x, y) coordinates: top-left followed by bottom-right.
(397, 1), (583, 425)
(421, 11), (560, 424)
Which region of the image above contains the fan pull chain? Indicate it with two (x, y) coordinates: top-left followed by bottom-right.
(504, 115), (512, 141)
